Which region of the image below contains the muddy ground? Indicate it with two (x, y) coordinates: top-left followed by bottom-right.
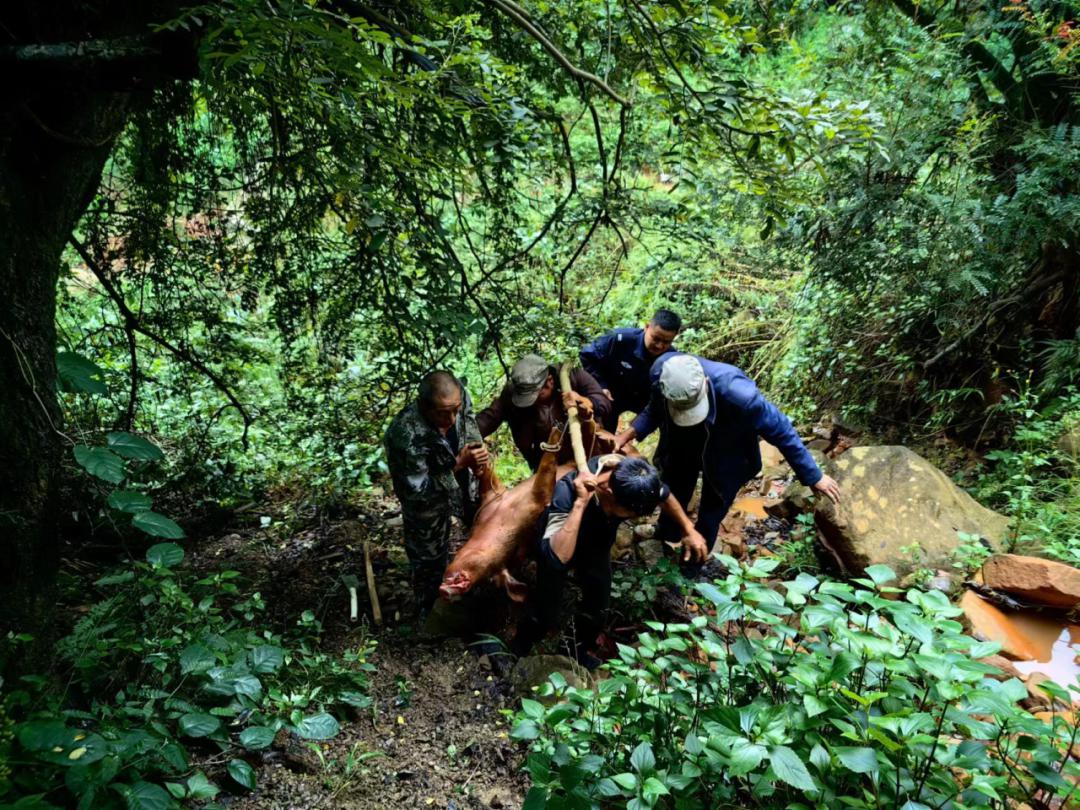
(184, 478), (789, 810)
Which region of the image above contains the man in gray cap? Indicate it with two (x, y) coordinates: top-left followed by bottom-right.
(477, 354), (611, 470)
(614, 354), (840, 558)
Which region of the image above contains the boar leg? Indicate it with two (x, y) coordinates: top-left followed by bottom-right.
(529, 426), (563, 508)
(493, 568), (528, 603)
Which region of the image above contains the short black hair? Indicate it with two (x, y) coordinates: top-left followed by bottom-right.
(650, 309), (681, 333)
(418, 370), (462, 408)
(609, 457), (663, 516)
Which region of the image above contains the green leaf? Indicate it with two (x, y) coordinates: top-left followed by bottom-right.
(177, 713), (220, 738)
(185, 772), (218, 800)
(239, 726), (276, 750)
(134, 512), (185, 540)
(630, 741), (655, 773)
(252, 645), (285, 674)
(145, 542), (185, 567)
(728, 741), (767, 776)
(863, 564), (897, 586)
(106, 432), (165, 461)
(803, 694), (828, 717)
(73, 446), (125, 484)
(511, 719), (540, 741)
(179, 643), (215, 675)
(297, 712), (339, 740)
(520, 698), (544, 720)
(17, 721), (107, 766)
(836, 746), (879, 774)
(769, 745), (816, 791)
(228, 759), (257, 791)
(642, 776), (669, 799)
(57, 351), (108, 395)
(611, 772), (637, 791)
(117, 781), (172, 810)
(521, 787), (547, 810)
(108, 490), (153, 513)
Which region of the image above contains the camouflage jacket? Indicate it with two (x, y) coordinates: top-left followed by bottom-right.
(383, 391), (482, 510)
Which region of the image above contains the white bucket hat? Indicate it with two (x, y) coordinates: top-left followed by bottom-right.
(659, 355), (709, 426)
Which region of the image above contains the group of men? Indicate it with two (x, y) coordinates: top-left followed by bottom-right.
(383, 309), (841, 669)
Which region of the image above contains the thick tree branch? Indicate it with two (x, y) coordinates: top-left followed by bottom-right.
(70, 235), (253, 446)
(486, 0), (631, 107)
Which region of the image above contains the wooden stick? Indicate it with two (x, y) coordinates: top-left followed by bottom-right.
(363, 540), (383, 626)
(558, 361), (590, 474)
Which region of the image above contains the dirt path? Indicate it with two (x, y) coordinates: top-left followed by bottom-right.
(204, 477), (787, 809)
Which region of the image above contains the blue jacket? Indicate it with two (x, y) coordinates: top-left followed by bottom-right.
(630, 354), (822, 493)
(579, 327), (675, 414)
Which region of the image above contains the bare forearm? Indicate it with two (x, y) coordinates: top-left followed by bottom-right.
(550, 501), (587, 563)
(660, 493), (694, 533)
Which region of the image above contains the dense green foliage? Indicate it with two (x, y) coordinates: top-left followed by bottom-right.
(513, 561), (1080, 809)
(4, 0), (1079, 805)
(2, 544), (374, 807)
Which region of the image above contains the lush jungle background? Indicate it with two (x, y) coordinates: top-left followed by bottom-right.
(1, 0), (1079, 807)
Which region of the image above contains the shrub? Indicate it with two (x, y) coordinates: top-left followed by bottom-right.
(513, 558), (1079, 809)
(1, 544), (375, 808)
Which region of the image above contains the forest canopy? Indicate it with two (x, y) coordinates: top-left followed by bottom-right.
(1, 0), (1079, 805)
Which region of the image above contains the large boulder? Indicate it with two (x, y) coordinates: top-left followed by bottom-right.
(1059, 424), (1080, 461)
(813, 446), (1008, 576)
(982, 555), (1080, 609)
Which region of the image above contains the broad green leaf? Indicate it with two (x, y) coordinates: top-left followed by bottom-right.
(177, 713), (220, 738)
(57, 351), (108, 395)
(836, 746), (879, 774)
(17, 721), (107, 766)
(863, 564), (897, 586)
(108, 490), (152, 514)
(239, 726), (276, 750)
(252, 645), (285, 674)
(117, 781), (171, 810)
(611, 772), (637, 790)
(145, 542), (184, 567)
(511, 719), (540, 741)
(642, 776), (669, 798)
(179, 643), (215, 675)
(297, 712), (340, 740)
(521, 787), (547, 810)
(227, 758), (257, 790)
(728, 741), (767, 776)
(185, 772), (218, 800)
(803, 694), (828, 717)
(73, 445), (125, 484)
(769, 745), (816, 791)
(630, 741), (655, 773)
(134, 512), (185, 540)
(107, 431), (165, 461)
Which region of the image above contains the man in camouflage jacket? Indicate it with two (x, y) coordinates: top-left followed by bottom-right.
(384, 370), (489, 615)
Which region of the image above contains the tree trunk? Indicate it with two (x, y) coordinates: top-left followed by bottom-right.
(0, 89), (132, 656)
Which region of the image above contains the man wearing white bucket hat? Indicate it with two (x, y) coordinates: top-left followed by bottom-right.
(614, 353), (841, 557)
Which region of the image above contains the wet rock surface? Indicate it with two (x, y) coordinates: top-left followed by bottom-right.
(813, 446), (1008, 576)
(982, 554), (1080, 609)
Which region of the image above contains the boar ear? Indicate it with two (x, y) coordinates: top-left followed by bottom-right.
(495, 569), (529, 602)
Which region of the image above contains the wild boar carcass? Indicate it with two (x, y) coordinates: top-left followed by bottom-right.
(439, 422), (627, 602)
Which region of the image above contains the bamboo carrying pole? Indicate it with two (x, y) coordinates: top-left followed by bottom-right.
(558, 361), (590, 474)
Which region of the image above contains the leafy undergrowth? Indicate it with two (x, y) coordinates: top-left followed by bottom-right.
(513, 558), (1080, 809)
(1, 543), (374, 809)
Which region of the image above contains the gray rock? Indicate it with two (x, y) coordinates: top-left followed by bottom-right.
(813, 446), (1007, 577)
(1058, 424), (1080, 460)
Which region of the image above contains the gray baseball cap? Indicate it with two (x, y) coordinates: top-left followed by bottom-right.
(659, 355), (709, 426)
(510, 354), (551, 407)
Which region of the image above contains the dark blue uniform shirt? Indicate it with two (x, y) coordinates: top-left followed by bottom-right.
(579, 327), (675, 416)
(631, 354), (823, 494)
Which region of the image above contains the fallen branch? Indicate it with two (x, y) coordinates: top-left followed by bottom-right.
(364, 540), (383, 626)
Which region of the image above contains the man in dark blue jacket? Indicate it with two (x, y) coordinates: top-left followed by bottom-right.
(579, 309), (681, 431)
(614, 354), (841, 554)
